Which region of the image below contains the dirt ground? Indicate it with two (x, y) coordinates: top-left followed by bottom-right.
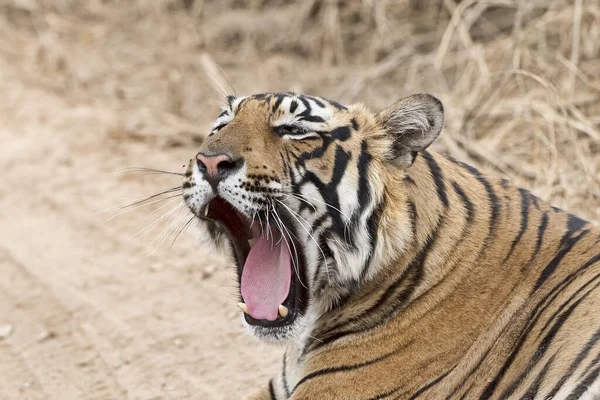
(0, 1), (598, 399)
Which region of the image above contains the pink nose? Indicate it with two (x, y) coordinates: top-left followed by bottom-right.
(196, 152), (242, 189)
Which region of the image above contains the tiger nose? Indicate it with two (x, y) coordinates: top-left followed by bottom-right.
(196, 152), (243, 189)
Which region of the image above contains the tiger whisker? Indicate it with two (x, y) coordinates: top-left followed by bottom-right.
(276, 199), (331, 286)
(270, 202), (305, 289)
(142, 196), (185, 221)
(171, 214), (195, 247)
(148, 206), (188, 254)
(131, 203), (184, 239)
(112, 167), (185, 177)
(101, 193), (183, 225)
(96, 187), (182, 215)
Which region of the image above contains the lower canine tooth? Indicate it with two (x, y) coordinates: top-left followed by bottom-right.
(238, 303), (248, 314)
(278, 305), (289, 318)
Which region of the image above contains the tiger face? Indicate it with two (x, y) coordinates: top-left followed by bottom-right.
(183, 92), (443, 342)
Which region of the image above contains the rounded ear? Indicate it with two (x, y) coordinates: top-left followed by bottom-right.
(377, 93), (444, 168)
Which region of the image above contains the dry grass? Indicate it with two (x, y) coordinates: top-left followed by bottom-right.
(0, 0), (598, 222)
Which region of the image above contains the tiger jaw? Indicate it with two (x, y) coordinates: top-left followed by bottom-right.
(183, 161), (308, 339)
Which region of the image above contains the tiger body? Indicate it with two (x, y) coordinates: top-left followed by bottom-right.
(260, 152), (600, 400)
(181, 92), (600, 400)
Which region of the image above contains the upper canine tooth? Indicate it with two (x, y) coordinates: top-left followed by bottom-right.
(248, 238), (256, 247)
(204, 205), (209, 216)
(278, 305), (289, 318)
(238, 302), (248, 314)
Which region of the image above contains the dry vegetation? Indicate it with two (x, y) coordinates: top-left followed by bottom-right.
(0, 0), (598, 399)
(1, 0), (599, 219)
(2, 0), (599, 221)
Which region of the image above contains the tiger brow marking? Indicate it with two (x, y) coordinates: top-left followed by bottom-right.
(272, 93), (285, 113)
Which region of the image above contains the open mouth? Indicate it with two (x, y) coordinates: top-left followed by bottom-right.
(203, 196), (303, 328)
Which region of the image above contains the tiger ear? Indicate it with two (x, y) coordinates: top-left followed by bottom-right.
(377, 93), (444, 168)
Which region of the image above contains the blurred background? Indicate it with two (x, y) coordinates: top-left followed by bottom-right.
(0, 0), (598, 399)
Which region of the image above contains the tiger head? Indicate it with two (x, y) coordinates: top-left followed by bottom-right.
(183, 92), (444, 342)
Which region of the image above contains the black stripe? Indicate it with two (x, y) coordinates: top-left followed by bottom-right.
(301, 145), (350, 242)
(272, 94), (285, 113)
(408, 200), (418, 238)
(309, 219), (443, 352)
(581, 350), (600, 381)
(292, 346), (401, 393)
(366, 386), (402, 400)
(268, 379), (276, 400)
(478, 251), (599, 399)
(546, 327), (600, 398)
(404, 175), (416, 186)
(359, 199), (384, 282)
(523, 211), (549, 270)
(289, 100), (298, 113)
(533, 229), (590, 291)
(565, 360), (600, 400)
(299, 114), (325, 123)
(406, 368), (454, 400)
(451, 181), (475, 223)
(323, 97), (348, 110)
(567, 213), (588, 234)
(454, 160), (500, 238)
(422, 151), (449, 208)
(212, 122), (228, 131)
(489, 272), (600, 399)
(520, 352), (557, 400)
(530, 194), (541, 210)
(503, 188), (530, 263)
(330, 126), (351, 141)
(539, 267), (600, 335)
(357, 141), (372, 215)
(282, 352), (291, 397)
(306, 95), (325, 108)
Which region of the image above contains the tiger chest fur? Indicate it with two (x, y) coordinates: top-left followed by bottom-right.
(182, 92), (600, 400)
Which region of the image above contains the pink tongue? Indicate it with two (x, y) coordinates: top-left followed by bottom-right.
(241, 225), (292, 321)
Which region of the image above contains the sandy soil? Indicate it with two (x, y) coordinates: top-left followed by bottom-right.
(0, 1), (598, 399)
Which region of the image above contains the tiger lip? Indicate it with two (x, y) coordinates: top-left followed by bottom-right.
(238, 303), (289, 318)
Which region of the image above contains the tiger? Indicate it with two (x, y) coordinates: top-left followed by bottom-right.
(182, 91), (600, 399)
